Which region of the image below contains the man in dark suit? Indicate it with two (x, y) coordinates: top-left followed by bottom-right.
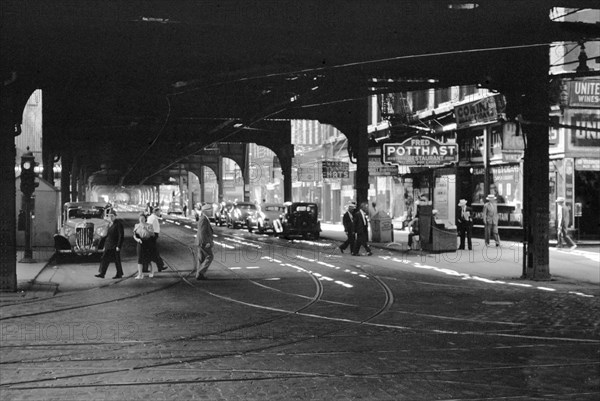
(339, 202), (356, 253)
(352, 201), (372, 256)
(456, 199), (473, 250)
(195, 204), (215, 280)
(95, 209), (125, 279)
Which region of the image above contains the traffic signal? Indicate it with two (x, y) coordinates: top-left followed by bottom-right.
(20, 150), (39, 196)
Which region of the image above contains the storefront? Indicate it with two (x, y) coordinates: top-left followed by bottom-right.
(454, 96), (525, 238)
(550, 78), (600, 240)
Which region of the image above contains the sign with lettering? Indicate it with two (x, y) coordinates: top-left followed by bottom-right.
(321, 161), (349, 179)
(298, 167), (319, 182)
(568, 80), (600, 108)
(570, 113), (600, 147)
(369, 157), (398, 176)
(454, 95), (504, 129)
(383, 136), (458, 166)
(502, 122), (525, 151)
(575, 158), (600, 171)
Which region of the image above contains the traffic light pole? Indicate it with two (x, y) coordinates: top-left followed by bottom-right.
(19, 193), (36, 263)
(19, 149), (38, 263)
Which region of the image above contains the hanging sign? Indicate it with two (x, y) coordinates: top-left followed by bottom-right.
(567, 79), (600, 108)
(454, 94), (504, 129)
(382, 135), (458, 166)
(321, 161), (349, 179)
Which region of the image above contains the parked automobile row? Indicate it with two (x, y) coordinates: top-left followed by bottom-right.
(53, 200), (323, 256)
(197, 201), (321, 240)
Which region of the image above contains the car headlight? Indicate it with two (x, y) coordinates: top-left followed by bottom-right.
(64, 226), (74, 237)
(95, 225), (108, 237)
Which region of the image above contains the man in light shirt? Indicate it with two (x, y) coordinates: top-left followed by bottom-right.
(555, 197), (577, 250)
(146, 208), (166, 272)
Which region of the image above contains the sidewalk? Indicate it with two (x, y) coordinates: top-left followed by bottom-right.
(0, 249), (58, 302)
(320, 222), (600, 285)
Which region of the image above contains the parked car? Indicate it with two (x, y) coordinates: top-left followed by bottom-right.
(54, 202), (111, 255)
(227, 201), (257, 229)
(167, 202), (183, 215)
(277, 202), (321, 239)
(215, 201), (234, 226)
(247, 203), (285, 234)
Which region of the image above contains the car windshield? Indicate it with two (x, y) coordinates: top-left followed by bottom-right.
(265, 206), (284, 212)
(238, 204), (256, 210)
(68, 208), (105, 219)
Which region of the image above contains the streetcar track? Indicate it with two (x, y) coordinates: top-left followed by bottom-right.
(1, 216), (399, 389)
(2, 215), (598, 392)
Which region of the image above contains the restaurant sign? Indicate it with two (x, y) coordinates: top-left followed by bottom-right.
(383, 135), (458, 166)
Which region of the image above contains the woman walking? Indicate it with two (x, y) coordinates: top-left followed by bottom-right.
(133, 213), (155, 279)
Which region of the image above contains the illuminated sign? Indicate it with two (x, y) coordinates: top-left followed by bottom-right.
(382, 136), (458, 166)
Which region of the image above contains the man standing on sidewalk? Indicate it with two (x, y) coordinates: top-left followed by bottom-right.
(483, 194), (501, 247)
(556, 197), (577, 250)
(339, 202), (356, 253)
(147, 207), (166, 272)
(457, 199), (473, 250)
(195, 204), (214, 280)
(95, 209), (124, 279)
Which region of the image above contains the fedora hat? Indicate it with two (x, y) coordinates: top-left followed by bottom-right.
(486, 194), (496, 200)
(555, 196), (565, 203)
(458, 199), (467, 206)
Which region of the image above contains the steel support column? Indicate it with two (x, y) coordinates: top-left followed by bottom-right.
(354, 99), (370, 205)
(275, 144), (294, 202)
(0, 120), (18, 291)
(521, 47), (551, 280)
(61, 150), (72, 204)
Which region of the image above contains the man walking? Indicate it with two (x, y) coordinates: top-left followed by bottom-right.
(95, 209), (124, 279)
(339, 202), (356, 253)
(555, 197), (577, 250)
(195, 204), (214, 280)
(483, 194), (501, 247)
(352, 201), (372, 256)
(146, 207), (166, 272)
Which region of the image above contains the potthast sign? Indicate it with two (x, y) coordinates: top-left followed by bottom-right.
(382, 136), (458, 167)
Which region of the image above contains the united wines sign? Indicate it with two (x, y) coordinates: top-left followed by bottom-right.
(382, 136), (458, 167)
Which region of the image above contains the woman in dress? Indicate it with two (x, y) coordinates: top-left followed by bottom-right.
(133, 213), (155, 279)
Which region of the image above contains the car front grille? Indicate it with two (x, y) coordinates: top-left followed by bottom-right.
(75, 223), (94, 250)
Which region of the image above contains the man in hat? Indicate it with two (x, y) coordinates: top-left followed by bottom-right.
(339, 202), (356, 253)
(555, 197), (577, 250)
(456, 199), (473, 250)
(95, 209), (124, 279)
(483, 194), (501, 247)
(195, 203), (215, 280)
(352, 201), (373, 256)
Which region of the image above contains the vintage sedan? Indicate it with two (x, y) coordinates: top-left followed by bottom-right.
(277, 202), (321, 239)
(226, 201), (257, 229)
(54, 202), (111, 255)
(247, 203), (285, 234)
